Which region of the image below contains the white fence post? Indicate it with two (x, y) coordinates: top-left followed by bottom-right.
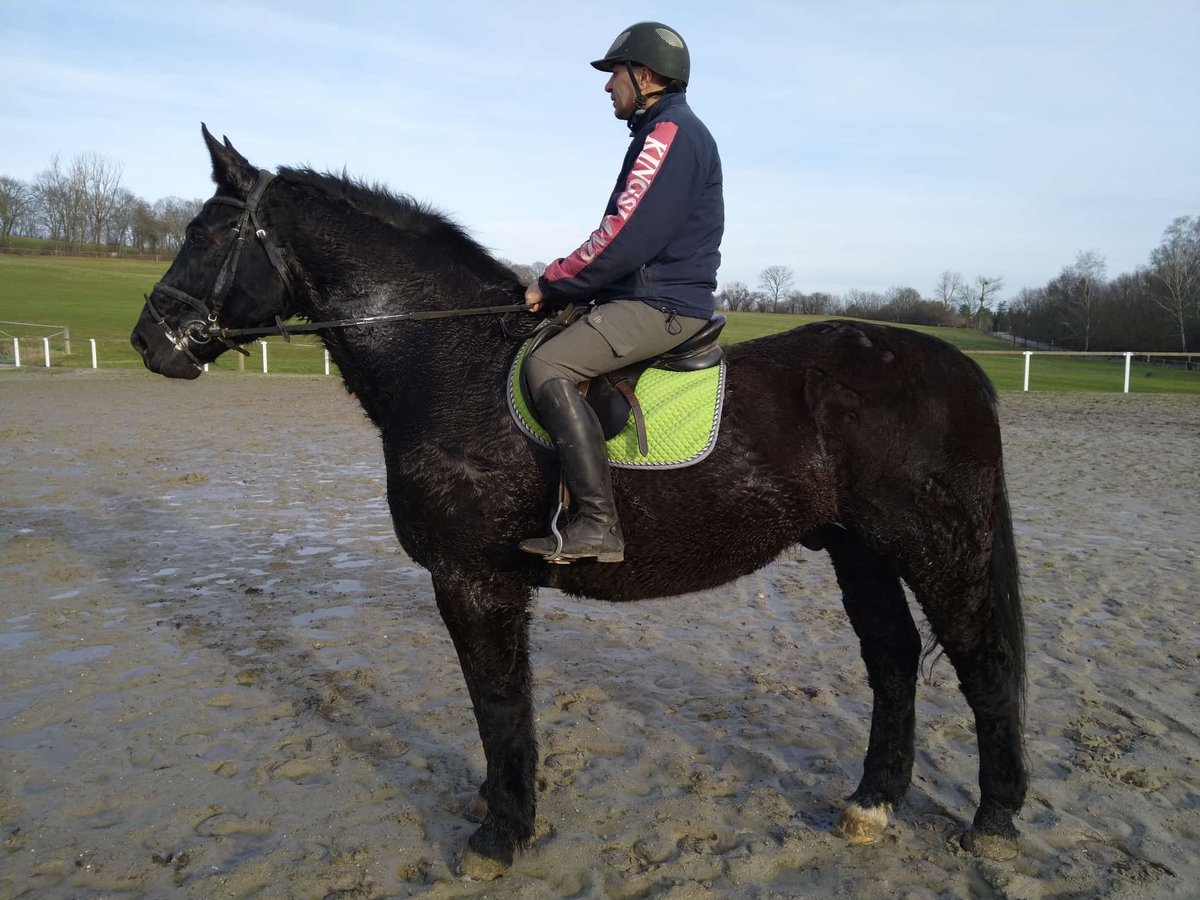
(1123, 352), (1132, 393)
(261, 340), (268, 374)
(324, 349), (330, 376)
(12, 338), (19, 368)
(90, 338), (97, 369)
(1023, 351), (1032, 392)
(43, 337), (51, 368)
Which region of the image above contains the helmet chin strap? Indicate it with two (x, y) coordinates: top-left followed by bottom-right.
(624, 61), (669, 132)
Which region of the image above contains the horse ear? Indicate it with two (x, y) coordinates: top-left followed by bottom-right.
(201, 123), (256, 196)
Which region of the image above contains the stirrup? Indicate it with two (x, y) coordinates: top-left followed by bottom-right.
(545, 498), (568, 564)
(520, 501), (624, 564)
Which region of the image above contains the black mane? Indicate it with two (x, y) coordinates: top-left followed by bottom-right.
(277, 166), (523, 293)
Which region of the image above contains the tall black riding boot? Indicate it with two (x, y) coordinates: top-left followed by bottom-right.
(520, 378), (625, 563)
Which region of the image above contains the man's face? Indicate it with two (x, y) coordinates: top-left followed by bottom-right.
(604, 65), (641, 120)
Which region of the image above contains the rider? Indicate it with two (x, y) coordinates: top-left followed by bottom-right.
(520, 21), (725, 563)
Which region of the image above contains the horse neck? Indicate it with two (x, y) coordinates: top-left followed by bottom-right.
(275, 192), (520, 429)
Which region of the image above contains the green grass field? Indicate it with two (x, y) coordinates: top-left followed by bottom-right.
(0, 255), (329, 373)
(2, 255), (1198, 393)
(719, 310), (1020, 351)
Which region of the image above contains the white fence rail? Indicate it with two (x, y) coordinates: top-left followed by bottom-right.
(3, 336), (1196, 392)
(0, 321), (70, 355)
(970, 349), (1197, 392)
(4, 336), (334, 376)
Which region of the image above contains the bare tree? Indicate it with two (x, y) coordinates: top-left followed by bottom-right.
(790, 291), (838, 315)
(965, 275), (1004, 329)
(1062, 250), (1106, 350)
(932, 270), (967, 310)
(154, 196), (204, 250)
(884, 285), (921, 317)
(35, 154), (88, 246)
(105, 187), (140, 252)
(758, 265), (794, 313)
(504, 260), (547, 286)
(0, 175), (36, 242)
(716, 281), (754, 311)
(843, 288), (885, 320)
(131, 197), (167, 256)
(76, 152), (125, 251)
(1147, 215), (1200, 352)
(881, 286), (948, 325)
(1102, 270), (1170, 350)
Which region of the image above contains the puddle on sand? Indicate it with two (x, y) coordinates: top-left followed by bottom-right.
(290, 605), (358, 628)
(0, 631), (38, 652)
(325, 579), (364, 594)
(46, 644), (115, 665)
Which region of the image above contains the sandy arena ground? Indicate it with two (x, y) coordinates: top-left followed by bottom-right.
(1, 369), (1197, 898)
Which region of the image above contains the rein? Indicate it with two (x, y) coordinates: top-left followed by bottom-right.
(215, 302), (530, 342)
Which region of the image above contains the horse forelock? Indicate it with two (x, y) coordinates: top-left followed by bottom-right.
(275, 166), (521, 291)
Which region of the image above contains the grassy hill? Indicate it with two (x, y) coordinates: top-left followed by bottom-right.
(719, 310), (1015, 351)
(0, 254), (325, 372)
(1, 254), (1197, 393)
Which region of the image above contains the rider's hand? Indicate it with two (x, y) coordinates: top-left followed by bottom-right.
(525, 283), (544, 314)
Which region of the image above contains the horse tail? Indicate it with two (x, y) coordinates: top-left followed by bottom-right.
(964, 350), (1026, 719)
(988, 440), (1026, 723)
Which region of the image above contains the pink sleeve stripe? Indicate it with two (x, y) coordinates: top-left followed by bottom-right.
(544, 120), (680, 282)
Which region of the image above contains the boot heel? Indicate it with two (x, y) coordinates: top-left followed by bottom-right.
(595, 549), (624, 563)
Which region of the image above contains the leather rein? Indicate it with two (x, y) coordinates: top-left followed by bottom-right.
(145, 168), (528, 368)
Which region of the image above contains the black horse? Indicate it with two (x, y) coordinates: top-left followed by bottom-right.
(131, 126), (1027, 878)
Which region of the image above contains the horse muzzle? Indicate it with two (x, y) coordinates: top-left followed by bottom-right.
(130, 308), (206, 380)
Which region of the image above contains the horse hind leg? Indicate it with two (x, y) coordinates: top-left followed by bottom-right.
(825, 531), (921, 845)
(905, 487), (1027, 859)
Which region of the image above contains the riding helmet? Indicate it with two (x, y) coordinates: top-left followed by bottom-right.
(590, 22), (690, 87)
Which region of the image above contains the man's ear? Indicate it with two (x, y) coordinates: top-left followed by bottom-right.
(638, 66), (665, 91)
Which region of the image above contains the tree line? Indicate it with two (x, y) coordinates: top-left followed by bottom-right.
(714, 265), (1008, 330)
(1007, 220), (1200, 353)
(4, 152), (1196, 352)
(711, 216), (1198, 353)
(0, 152), (202, 257)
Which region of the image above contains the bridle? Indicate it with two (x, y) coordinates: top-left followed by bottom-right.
(143, 167), (529, 368)
(145, 168), (293, 368)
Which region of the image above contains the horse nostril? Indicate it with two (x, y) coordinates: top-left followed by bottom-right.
(131, 330), (148, 355)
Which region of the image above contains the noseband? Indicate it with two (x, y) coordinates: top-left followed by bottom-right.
(144, 169), (292, 368)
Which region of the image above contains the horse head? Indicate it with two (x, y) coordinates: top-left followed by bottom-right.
(131, 125), (295, 378)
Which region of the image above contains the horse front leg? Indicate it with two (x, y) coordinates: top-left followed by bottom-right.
(433, 573), (537, 880)
(826, 532), (921, 845)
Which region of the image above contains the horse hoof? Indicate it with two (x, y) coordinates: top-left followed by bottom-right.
(836, 802), (890, 845)
(461, 824), (515, 880)
(961, 828), (1019, 860)
(457, 848), (509, 881)
(465, 793), (488, 824)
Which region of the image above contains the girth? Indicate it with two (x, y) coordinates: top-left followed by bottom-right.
(519, 310), (726, 456)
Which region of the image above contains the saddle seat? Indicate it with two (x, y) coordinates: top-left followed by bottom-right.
(519, 313), (726, 453)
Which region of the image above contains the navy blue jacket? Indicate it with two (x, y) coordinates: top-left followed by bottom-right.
(537, 93), (724, 320)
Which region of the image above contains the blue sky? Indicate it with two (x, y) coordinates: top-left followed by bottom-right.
(2, 1), (1197, 298)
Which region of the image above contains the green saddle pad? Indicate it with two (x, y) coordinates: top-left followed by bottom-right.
(507, 337), (726, 469)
